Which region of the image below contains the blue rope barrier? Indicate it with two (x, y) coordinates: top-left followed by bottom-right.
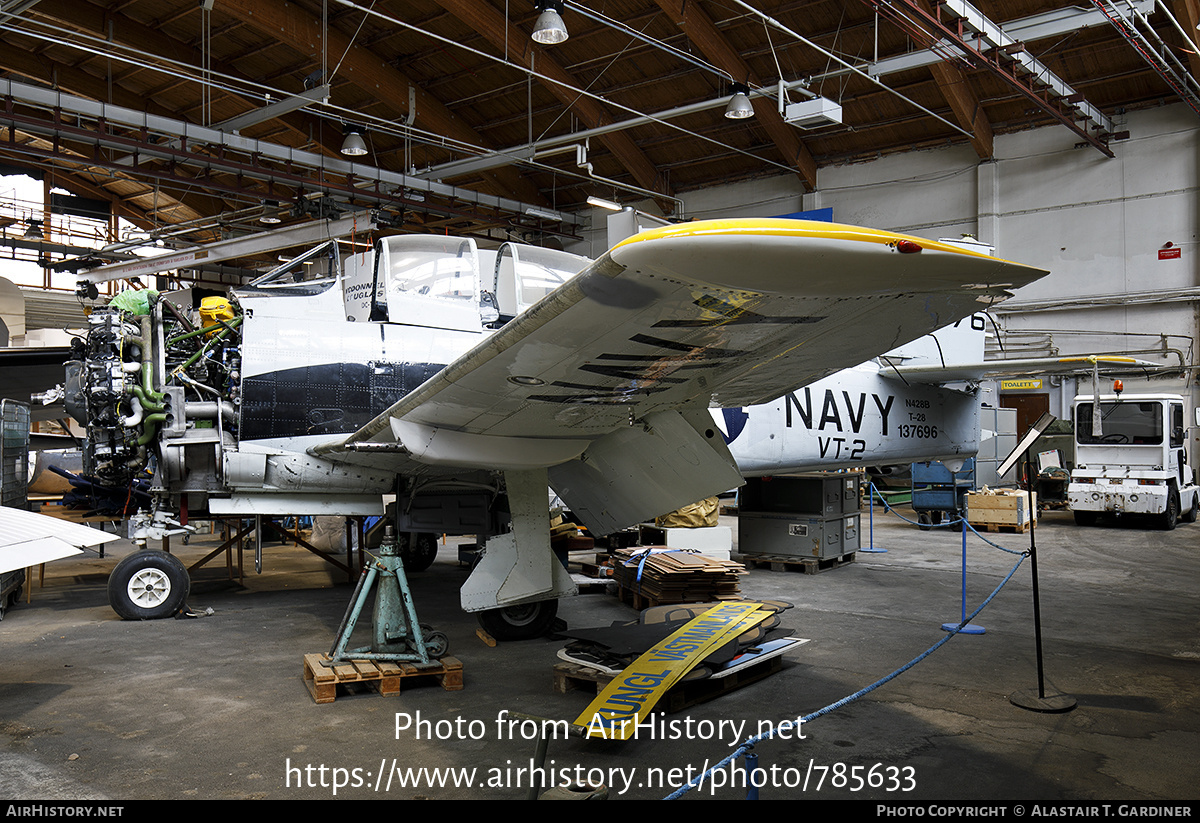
(868, 485), (1028, 555)
(867, 484), (962, 529)
(662, 494), (1036, 801)
(663, 552), (1028, 799)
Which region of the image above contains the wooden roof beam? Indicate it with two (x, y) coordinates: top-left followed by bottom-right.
(214, 0), (550, 208)
(434, 0), (674, 206)
(31, 0), (341, 158)
(655, 0), (818, 191)
(918, 0), (993, 159)
(1172, 0), (1200, 81)
(928, 62), (994, 158)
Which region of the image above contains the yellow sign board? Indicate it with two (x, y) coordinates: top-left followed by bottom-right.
(574, 601), (770, 740)
(1000, 379), (1043, 391)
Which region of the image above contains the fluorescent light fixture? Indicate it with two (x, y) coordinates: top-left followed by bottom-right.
(524, 206), (561, 220)
(532, 1), (568, 45)
(725, 83), (754, 120)
(586, 195), (622, 211)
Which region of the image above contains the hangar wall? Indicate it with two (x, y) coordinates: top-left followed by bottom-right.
(580, 103), (1199, 437)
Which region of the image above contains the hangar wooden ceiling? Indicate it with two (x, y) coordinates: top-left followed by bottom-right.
(0, 0), (1196, 258)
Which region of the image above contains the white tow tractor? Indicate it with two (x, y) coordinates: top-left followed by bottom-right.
(1067, 390), (1200, 529)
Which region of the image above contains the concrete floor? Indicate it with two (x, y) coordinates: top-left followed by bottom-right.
(1, 507), (1198, 802)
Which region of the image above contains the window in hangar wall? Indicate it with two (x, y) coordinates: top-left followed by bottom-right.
(0, 173), (166, 293)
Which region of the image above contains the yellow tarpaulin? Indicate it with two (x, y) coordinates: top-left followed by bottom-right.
(574, 601), (771, 740)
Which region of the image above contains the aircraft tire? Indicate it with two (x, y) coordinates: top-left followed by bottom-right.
(400, 532), (439, 572)
(477, 599), (558, 641)
(108, 550), (190, 620)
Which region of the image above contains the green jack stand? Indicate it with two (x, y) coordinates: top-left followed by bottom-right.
(325, 526), (448, 666)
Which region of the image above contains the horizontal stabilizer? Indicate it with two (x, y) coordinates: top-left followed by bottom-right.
(886, 355), (1158, 384)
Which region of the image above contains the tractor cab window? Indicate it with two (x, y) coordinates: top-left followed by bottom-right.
(1076, 401), (1163, 446)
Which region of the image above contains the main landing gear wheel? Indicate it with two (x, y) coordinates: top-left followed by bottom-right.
(108, 550), (190, 620)
(399, 532), (438, 572)
(477, 600), (558, 641)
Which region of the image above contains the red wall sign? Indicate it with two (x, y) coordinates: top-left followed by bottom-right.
(1159, 248), (1182, 260)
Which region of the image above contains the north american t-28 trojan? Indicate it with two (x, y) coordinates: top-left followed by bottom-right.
(63, 218), (1049, 636)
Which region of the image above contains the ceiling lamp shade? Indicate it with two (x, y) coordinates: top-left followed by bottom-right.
(341, 126), (368, 156)
(260, 200), (283, 224)
(532, 1), (568, 45)
(725, 83), (754, 120)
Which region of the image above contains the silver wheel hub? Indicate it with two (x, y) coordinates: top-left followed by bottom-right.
(127, 568), (171, 608)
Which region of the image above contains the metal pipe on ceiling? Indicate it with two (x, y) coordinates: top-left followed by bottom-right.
(331, 0), (802, 181)
(0, 78), (582, 227)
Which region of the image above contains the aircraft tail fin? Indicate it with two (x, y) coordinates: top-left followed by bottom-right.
(879, 314), (988, 372)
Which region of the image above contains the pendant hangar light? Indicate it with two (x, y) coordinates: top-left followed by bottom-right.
(532, 1), (569, 45)
(724, 83), (755, 119)
(340, 124), (368, 156)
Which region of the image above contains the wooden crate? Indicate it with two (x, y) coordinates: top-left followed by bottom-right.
(967, 491), (1037, 529)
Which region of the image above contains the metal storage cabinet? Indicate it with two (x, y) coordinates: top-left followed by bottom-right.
(737, 473), (861, 558)
(1, 400), (29, 508)
(737, 512), (861, 559)
(0, 400), (30, 619)
(738, 472), (860, 518)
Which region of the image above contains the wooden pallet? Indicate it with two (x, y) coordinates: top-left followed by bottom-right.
(579, 561), (612, 578)
(554, 661), (616, 694)
(303, 653), (463, 704)
(612, 583), (740, 611)
(970, 520), (1035, 534)
(574, 578), (611, 594)
(737, 552), (856, 574)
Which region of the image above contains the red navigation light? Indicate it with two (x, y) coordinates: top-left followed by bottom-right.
(895, 239), (922, 254)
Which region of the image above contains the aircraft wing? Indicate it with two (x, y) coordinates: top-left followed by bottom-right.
(885, 354), (1159, 384)
(315, 218), (1048, 475)
(0, 505), (120, 575)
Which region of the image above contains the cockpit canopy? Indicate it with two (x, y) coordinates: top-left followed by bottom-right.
(343, 234), (587, 331)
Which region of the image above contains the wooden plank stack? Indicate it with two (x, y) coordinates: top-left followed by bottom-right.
(610, 546), (745, 607)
